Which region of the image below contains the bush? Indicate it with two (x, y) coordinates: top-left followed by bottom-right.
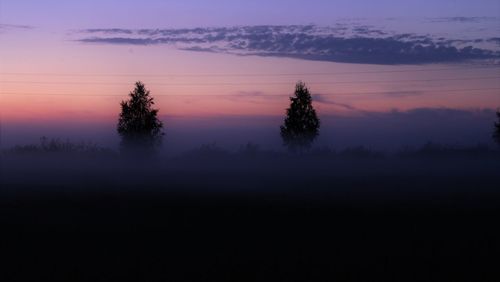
(6, 137), (115, 156)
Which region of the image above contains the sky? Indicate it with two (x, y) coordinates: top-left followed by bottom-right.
(0, 0), (499, 150)
(1, 0), (500, 28)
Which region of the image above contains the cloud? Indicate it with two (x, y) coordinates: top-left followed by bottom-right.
(223, 91), (282, 104)
(0, 24), (34, 31)
(79, 37), (155, 45)
(235, 91), (266, 97)
(428, 17), (498, 23)
(488, 38), (500, 45)
(381, 91), (424, 97)
(76, 25), (500, 65)
(313, 90), (424, 112)
(84, 28), (133, 34)
(385, 107), (496, 119)
(313, 95), (360, 111)
(318, 107), (498, 150)
(180, 46), (223, 53)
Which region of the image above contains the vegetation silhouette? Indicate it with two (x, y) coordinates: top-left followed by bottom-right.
(494, 109), (500, 146)
(280, 81), (320, 152)
(117, 81), (164, 155)
(6, 136), (113, 156)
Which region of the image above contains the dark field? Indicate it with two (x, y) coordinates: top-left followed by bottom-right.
(1, 150), (499, 281)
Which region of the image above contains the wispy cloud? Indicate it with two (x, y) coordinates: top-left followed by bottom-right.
(488, 38), (500, 45)
(223, 91), (282, 104)
(313, 94), (360, 111)
(427, 17), (498, 23)
(0, 24), (34, 31)
(79, 37), (154, 45)
(380, 91), (424, 97)
(234, 91), (266, 97)
(76, 24), (500, 65)
(382, 107), (497, 121)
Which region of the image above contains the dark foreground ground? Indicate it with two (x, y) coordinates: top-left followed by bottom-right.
(1, 152), (499, 281)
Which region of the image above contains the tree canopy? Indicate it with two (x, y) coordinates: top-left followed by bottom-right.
(280, 81), (320, 152)
(117, 81), (164, 154)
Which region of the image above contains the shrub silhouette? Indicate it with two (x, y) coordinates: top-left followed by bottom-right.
(280, 81), (320, 152)
(494, 109), (500, 146)
(7, 137), (113, 156)
(117, 81), (164, 155)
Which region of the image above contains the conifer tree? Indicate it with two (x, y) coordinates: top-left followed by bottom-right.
(280, 81), (320, 152)
(117, 81), (164, 154)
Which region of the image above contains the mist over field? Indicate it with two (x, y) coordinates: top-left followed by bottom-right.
(2, 107), (497, 153)
(2, 123), (499, 281)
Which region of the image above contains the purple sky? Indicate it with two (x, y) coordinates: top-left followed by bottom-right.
(1, 0), (499, 28)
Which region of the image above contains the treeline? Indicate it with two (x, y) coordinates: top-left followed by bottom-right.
(5, 138), (499, 160)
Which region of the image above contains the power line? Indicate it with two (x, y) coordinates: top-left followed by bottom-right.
(0, 76), (498, 86)
(1, 65), (499, 78)
(1, 87), (499, 97)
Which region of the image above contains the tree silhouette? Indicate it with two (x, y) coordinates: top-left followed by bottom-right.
(280, 81), (320, 152)
(494, 109), (500, 146)
(117, 81), (164, 154)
